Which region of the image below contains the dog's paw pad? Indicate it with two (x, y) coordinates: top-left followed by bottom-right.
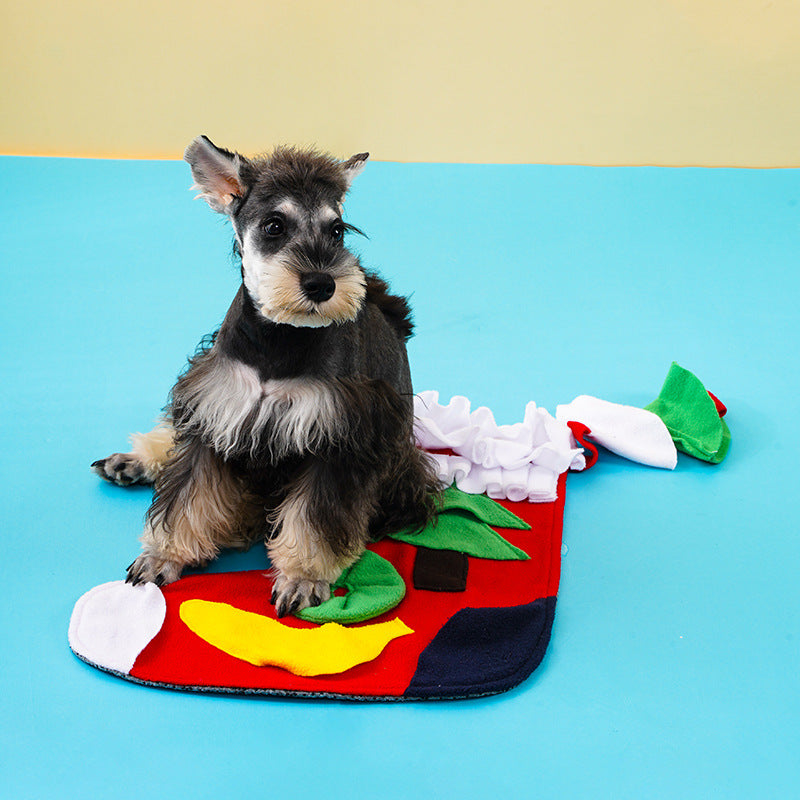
(92, 453), (149, 486)
(271, 575), (331, 618)
(126, 555), (183, 587)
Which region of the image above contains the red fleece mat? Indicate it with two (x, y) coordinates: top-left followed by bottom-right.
(71, 475), (566, 701)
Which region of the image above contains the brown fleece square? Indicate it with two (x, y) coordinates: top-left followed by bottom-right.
(412, 546), (468, 592)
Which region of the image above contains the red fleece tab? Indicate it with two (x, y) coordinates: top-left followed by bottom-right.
(566, 421), (598, 470)
(708, 391), (727, 418)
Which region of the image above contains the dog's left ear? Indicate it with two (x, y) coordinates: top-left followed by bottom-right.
(184, 135), (249, 214)
(342, 152), (369, 190)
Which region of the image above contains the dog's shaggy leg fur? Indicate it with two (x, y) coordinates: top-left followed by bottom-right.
(126, 435), (261, 586)
(92, 422), (176, 486)
(268, 459), (377, 617)
(267, 379), (439, 616)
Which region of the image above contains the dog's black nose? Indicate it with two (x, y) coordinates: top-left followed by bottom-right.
(300, 272), (336, 303)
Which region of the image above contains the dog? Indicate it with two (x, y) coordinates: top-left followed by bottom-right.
(92, 136), (441, 617)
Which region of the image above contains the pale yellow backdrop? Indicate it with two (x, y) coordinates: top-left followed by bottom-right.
(2, 0), (799, 165)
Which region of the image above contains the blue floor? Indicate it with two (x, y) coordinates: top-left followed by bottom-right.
(1, 155), (798, 798)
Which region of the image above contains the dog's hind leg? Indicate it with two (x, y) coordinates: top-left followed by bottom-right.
(92, 421), (176, 486)
(127, 436), (262, 586)
(372, 441), (442, 536)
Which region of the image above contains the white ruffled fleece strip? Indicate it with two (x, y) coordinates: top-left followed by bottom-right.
(413, 391), (678, 502)
(413, 391), (586, 503)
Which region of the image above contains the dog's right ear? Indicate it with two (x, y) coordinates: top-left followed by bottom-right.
(342, 152), (369, 191)
(184, 136), (249, 214)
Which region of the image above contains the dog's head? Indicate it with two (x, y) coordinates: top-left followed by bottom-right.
(185, 136), (368, 328)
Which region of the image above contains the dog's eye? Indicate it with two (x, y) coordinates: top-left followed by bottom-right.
(265, 218), (285, 237)
(331, 222), (345, 242)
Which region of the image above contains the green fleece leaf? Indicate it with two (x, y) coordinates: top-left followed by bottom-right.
(440, 485), (530, 529)
(389, 511), (529, 560)
(296, 550), (405, 624)
(645, 362), (730, 464)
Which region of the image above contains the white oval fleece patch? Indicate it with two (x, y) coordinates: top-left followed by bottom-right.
(68, 580), (166, 674)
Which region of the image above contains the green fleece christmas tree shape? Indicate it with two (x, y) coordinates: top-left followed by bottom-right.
(440, 485), (530, 530)
(645, 362), (731, 464)
(296, 490), (530, 623)
(297, 550), (406, 624)
(388, 512), (530, 561)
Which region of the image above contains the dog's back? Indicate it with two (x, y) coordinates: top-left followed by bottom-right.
(354, 275), (415, 399)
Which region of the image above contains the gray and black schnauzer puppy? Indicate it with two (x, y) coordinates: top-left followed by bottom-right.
(93, 136), (440, 616)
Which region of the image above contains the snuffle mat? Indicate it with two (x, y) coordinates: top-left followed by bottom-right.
(70, 364), (729, 701)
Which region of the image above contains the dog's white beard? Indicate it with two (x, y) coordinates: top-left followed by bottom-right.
(241, 251), (366, 328)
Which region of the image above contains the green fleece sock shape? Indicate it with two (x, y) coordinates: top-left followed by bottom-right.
(645, 362), (731, 464)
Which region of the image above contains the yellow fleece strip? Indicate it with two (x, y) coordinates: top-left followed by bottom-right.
(179, 599), (413, 677)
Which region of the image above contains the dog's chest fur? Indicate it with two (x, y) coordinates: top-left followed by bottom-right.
(170, 283), (412, 464)
(173, 350), (343, 462)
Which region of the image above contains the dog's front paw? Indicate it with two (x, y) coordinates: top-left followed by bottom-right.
(92, 453), (149, 486)
(126, 554), (183, 586)
(270, 574), (331, 618)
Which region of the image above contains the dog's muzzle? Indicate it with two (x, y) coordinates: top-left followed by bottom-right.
(300, 271), (336, 303)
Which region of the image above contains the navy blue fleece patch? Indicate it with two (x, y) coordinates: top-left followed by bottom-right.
(404, 597), (556, 699)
